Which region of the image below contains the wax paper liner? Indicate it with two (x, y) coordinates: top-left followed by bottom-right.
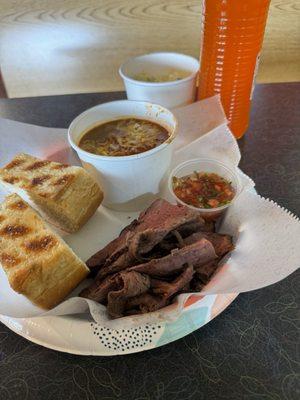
(0, 96), (298, 329)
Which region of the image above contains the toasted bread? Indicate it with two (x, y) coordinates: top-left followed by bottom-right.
(0, 153), (103, 232)
(0, 194), (89, 309)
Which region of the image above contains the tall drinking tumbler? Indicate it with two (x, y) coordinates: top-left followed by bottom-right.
(197, 0), (271, 138)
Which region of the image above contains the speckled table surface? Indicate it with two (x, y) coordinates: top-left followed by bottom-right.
(0, 83), (299, 400)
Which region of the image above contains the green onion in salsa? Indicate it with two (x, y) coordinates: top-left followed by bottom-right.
(172, 171), (235, 209)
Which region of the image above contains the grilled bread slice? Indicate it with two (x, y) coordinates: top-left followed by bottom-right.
(0, 194), (89, 309)
(0, 153), (103, 233)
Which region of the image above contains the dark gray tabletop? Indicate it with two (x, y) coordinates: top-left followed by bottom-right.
(0, 83), (299, 400)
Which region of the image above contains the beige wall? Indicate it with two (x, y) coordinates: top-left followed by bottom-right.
(0, 0), (299, 98)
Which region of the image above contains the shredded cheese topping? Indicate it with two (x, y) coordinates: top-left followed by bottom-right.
(79, 118), (170, 157)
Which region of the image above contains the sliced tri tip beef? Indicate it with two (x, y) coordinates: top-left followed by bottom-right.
(178, 219), (215, 236)
(81, 238), (215, 310)
(79, 273), (121, 303)
(82, 198), (234, 318)
(125, 266), (194, 315)
(129, 238), (216, 277)
(80, 270), (150, 310)
(86, 218), (139, 270)
(151, 264), (194, 298)
(127, 201), (203, 258)
(129, 219), (216, 263)
(85, 201), (166, 271)
(125, 293), (169, 315)
(91, 199), (203, 279)
(183, 232), (234, 257)
(107, 271), (150, 318)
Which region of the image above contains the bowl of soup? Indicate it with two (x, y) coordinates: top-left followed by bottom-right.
(119, 52), (199, 109)
(68, 100), (177, 210)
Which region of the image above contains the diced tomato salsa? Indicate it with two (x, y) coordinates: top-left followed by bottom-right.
(172, 171), (235, 209)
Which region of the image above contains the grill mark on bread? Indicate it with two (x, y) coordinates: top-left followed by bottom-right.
(54, 174), (74, 185)
(0, 253), (20, 267)
(31, 175), (51, 186)
(51, 163), (69, 170)
(8, 200), (28, 211)
(0, 224), (31, 237)
(4, 159), (25, 170)
(25, 160), (50, 171)
(23, 235), (57, 252)
(38, 192), (50, 198)
(0, 215), (5, 223)
(3, 177), (19, 184)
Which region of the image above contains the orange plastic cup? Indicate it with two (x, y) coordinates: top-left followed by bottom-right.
(197, 0), (271, 138)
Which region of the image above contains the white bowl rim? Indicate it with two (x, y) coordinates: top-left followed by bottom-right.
(119, 52), (199, 87)
(68, 99), (178, 162)
(168, 157), (242, 213)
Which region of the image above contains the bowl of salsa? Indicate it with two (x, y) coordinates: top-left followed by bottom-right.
(168, 158), (241, 220)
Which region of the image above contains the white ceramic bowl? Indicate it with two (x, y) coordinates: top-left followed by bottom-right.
(68, 100), (177, 211)
(119, 52), (199, 109)
(168, 158), (242, 220)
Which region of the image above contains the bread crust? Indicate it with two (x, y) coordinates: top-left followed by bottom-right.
(0, 153), (103, 232)
(0, 194), (89, 309)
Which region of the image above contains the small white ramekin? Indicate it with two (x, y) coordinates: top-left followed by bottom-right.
(68, 100), (177, 211)
(119, 52), (199, 109)
(168, 158), (242, 220)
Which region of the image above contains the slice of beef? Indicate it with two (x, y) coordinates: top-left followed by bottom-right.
(181, 282), (191, 292)
(86, 218), (138, 269)
(125, 293), (169, 314)
(156, 238), (176, 253)
(127, 201), (201, 258)
(93, 199), (201, 278)
(144, 231), (184, 258)
(203, 220), (216, 233)
(107, 271), (150, 318)
(191, 276), (204, 292)
(177, 218), (215, 236)
(129, 238), (216, 277)
(87, 199), (199, 272)
(194, 259), (218, 276)
(97, 250), (135, 280)
(208, 233), (233, 257)
(191, 260), (220, 291)
(85, 200), (167, 270)
(79, 273), (121, 302)
(142, 220), (217, 260)
(152, 264), (194, 298)
(183, 232), (233, 257)
(82, 251), (140, 300)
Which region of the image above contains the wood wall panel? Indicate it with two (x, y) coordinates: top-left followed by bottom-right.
(0, 0), (299, 98)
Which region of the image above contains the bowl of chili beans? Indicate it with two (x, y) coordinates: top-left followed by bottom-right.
(168, 158), (241, 220)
